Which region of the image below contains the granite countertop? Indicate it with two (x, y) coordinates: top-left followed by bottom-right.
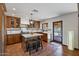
(43, 31), (51, 34)
(6, 28), (47, 35)
(22, 33), (43, 39)
(7, 31), (50, 35)
(6, 30), (43, 35)
(7, 30), (21, 35)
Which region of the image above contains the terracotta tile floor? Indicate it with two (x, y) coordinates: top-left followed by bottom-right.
(5, 41), (79, 56)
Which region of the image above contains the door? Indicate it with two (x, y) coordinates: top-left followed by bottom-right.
(53, 21), (63, 43)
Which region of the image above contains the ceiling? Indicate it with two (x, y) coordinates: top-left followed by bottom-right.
(5, 3), (78, 21)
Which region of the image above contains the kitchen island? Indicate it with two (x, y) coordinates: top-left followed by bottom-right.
(6, 28), (48, 45)
(21, 33), (43, 52)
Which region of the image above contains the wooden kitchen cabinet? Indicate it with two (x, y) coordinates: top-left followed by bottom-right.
(15, 17), (20, 28)
(14, 34), (21, 43)
(5, 16), (11, 28)
(27, 21), (40, 28)
(0, 4), (7, 54)
(7, 34), (21, 45)
(34, 21), (40, 28)
(5, 16), (20, 29)
(7, 35), (14, 45)
(0, 3), (6, 15)
(36, 32), (48, 42)
(43, 33), (48, 42)
(0, 3), (6, 31)
(40, 33), (48, 42)
(42, 23), (48, 30)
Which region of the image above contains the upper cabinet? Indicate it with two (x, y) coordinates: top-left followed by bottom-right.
(0, 3), (7, 31)
(0, 3), (7, 15)
(5, 16), (11, 28)
(15, 17), (20, 28)
(26, 21), (40, 28)
(42, 23), (48, 30)
(5, 16), (20, 29)
(34, 21), (40, 28)
(27, 21), (40, 28)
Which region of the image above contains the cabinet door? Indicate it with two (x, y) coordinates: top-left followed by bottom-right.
(34, 21), (40, 28)
(14, 34), (21, 43)
(43, 34), (47, 42)
(5, 16), (15, 28)
(6, 16), (12, 28)
(5, 16), (20, 28)
(37, 32), (47, 42)
(7, 35), (14, 45)
(14, 18), (20, 28)
(0, 6), (4, 15)
(11, 17), (15, 28)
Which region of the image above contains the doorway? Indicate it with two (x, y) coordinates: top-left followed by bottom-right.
(53, 21), (63, 43)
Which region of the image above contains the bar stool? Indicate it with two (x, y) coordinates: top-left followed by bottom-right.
(27, 40), (38, 55)
(27, 37), (43, 55)
(33, 37), (43, 49)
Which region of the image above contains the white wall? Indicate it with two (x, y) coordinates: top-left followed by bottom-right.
(40, 12), (78, 48)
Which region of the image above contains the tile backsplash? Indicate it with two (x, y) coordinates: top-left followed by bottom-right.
(6, 28), (42, 33)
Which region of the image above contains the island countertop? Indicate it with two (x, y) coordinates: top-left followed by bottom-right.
(21, 33), (43, 39)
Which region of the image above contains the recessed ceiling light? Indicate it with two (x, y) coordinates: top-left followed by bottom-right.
(13, 8), (16, 11)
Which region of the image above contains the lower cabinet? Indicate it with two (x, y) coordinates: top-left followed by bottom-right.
(7, 35), (14, 45)
(42, 33), (48, 42)
(36, 32), (48, 42)
(14, 34), (21, 43)
(7, 34), (21, 45)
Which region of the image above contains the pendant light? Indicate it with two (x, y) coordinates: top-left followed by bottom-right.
(29, 13), (34, 24)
